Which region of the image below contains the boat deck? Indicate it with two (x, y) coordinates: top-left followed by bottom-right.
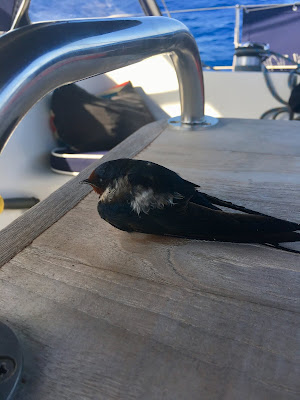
(0, 118), (299, 399)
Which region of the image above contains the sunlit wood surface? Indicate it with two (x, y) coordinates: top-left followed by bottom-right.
(0, 118), (299, 400)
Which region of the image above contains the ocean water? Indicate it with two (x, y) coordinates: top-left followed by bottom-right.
(29, 0), (293, 66)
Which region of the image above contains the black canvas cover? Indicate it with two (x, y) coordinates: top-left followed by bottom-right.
(51, 82), (154, 152)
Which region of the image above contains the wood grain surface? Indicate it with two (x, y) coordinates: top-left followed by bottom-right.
(0, 118), (299, 400)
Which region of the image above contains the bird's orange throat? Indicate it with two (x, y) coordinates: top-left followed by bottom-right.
(88, 170), (104, 196)
(91, 185), (104, 196)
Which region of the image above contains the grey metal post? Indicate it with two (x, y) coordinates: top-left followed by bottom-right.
(234, 5), (241, 48)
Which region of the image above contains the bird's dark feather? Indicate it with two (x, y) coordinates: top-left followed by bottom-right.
(98, 199), (300, 244)
(192, 191), (269, 216)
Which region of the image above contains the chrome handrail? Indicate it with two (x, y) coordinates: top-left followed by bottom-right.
(0, 16), (207, 153)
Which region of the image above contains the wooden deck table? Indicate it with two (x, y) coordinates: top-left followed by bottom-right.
(0, 118), (299, 400)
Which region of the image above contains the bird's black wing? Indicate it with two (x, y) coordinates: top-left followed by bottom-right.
(181, 201), (300, 243)
(127, 161), (197, 198)
(192, 190), (273, 216)
(127, 161), (222, 211)
(98, 198), (300, 245)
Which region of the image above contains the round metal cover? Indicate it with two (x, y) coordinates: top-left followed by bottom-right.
(0, 321), (22, 400)
(168, 115), (218, 130)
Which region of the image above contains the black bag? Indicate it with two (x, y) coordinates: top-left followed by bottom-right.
(51, 82), (154, 152)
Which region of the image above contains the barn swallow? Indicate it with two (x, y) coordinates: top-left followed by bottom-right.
(82, 159), (300, 250)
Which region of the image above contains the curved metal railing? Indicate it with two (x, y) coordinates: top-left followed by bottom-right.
(0, 16), (208, 153)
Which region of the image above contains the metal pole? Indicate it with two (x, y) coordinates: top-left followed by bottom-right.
(138, 0), (162, 16)
(0, 17), (211, 152)
(10, 0), (31, 30)
(234, 5), (241, 48)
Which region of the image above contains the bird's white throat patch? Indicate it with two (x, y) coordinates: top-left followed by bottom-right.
(131, 187), (183, 215)
(100, 176), (129, 203)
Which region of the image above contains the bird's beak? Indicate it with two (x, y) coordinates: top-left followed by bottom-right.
(80, 179), (91, 185)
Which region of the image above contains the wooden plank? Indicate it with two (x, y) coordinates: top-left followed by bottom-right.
(0, 227), (299, 399)
(0, 120), (167, 267)
(0, 118), (299, 399)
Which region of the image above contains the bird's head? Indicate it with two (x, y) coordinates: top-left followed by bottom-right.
(81, 159), (131, 196)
